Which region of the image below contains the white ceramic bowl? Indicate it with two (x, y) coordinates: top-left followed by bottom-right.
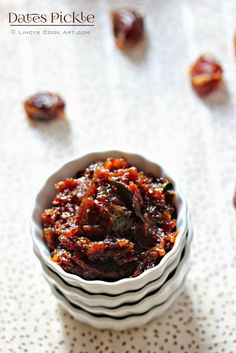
(49, 272), (189, 330)
(47, 224), (192, 318)
(31, 150), (188, 295)
(40, 222), (189, 308)
(50, 281), (188, 330)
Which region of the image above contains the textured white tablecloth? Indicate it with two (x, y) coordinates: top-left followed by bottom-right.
(1, 0), (236, 352)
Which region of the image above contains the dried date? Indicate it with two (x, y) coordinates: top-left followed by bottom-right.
(190, 55), (223, 96)
(111, 9), (144, 48)
(24, 92), (65, 121)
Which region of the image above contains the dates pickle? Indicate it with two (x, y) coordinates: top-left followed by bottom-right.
(24, 92), (65, 121)
(42, 158), (178, 281)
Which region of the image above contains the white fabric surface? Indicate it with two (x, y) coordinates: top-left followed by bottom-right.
(0, 0), (236, 352)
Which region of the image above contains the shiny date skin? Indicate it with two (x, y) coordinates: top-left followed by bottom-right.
(189, 55), (223, 96)
(111, 9), (144, 49)
(24, 92), (65, 121)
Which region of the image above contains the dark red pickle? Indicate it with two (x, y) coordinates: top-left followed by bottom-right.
(190, 55), (223, 96)
(42, 158), (178, 281)
(24, 92), (65, 121)
(111, 9), (144, 48)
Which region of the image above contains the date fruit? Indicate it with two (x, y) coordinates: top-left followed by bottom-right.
(24, 92), (65, 121)
(111, 9), (144, 49)
(190, 55), (223, 96)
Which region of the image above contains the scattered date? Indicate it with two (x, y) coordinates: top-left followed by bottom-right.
(24, 92), (65, 121)
(189, 55), (223, 96)
(111, 9), (144, 49)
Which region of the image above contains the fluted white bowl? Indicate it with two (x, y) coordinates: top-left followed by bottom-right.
(47, 223), (192, 318)
(31, 150), (188, 295)
(49, 273), (189, 330)
(40, 221), (189, 308)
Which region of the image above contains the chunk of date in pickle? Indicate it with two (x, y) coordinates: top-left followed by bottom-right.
(111, 8), (144, 49)
(24, 92), (65, 121)
(233, 189), (236, 208)
(189, 55), (223, 96)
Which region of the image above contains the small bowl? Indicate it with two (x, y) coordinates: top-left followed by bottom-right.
(31, 150), (188, 295)
(46, 223), (192, 318)
(49, 274), (189, 330)
(40, 222), (189, 308)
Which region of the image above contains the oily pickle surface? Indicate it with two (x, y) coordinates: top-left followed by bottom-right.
(42, 158), (178, 281)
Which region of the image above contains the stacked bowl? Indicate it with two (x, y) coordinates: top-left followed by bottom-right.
(31, 151), (193, 330)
